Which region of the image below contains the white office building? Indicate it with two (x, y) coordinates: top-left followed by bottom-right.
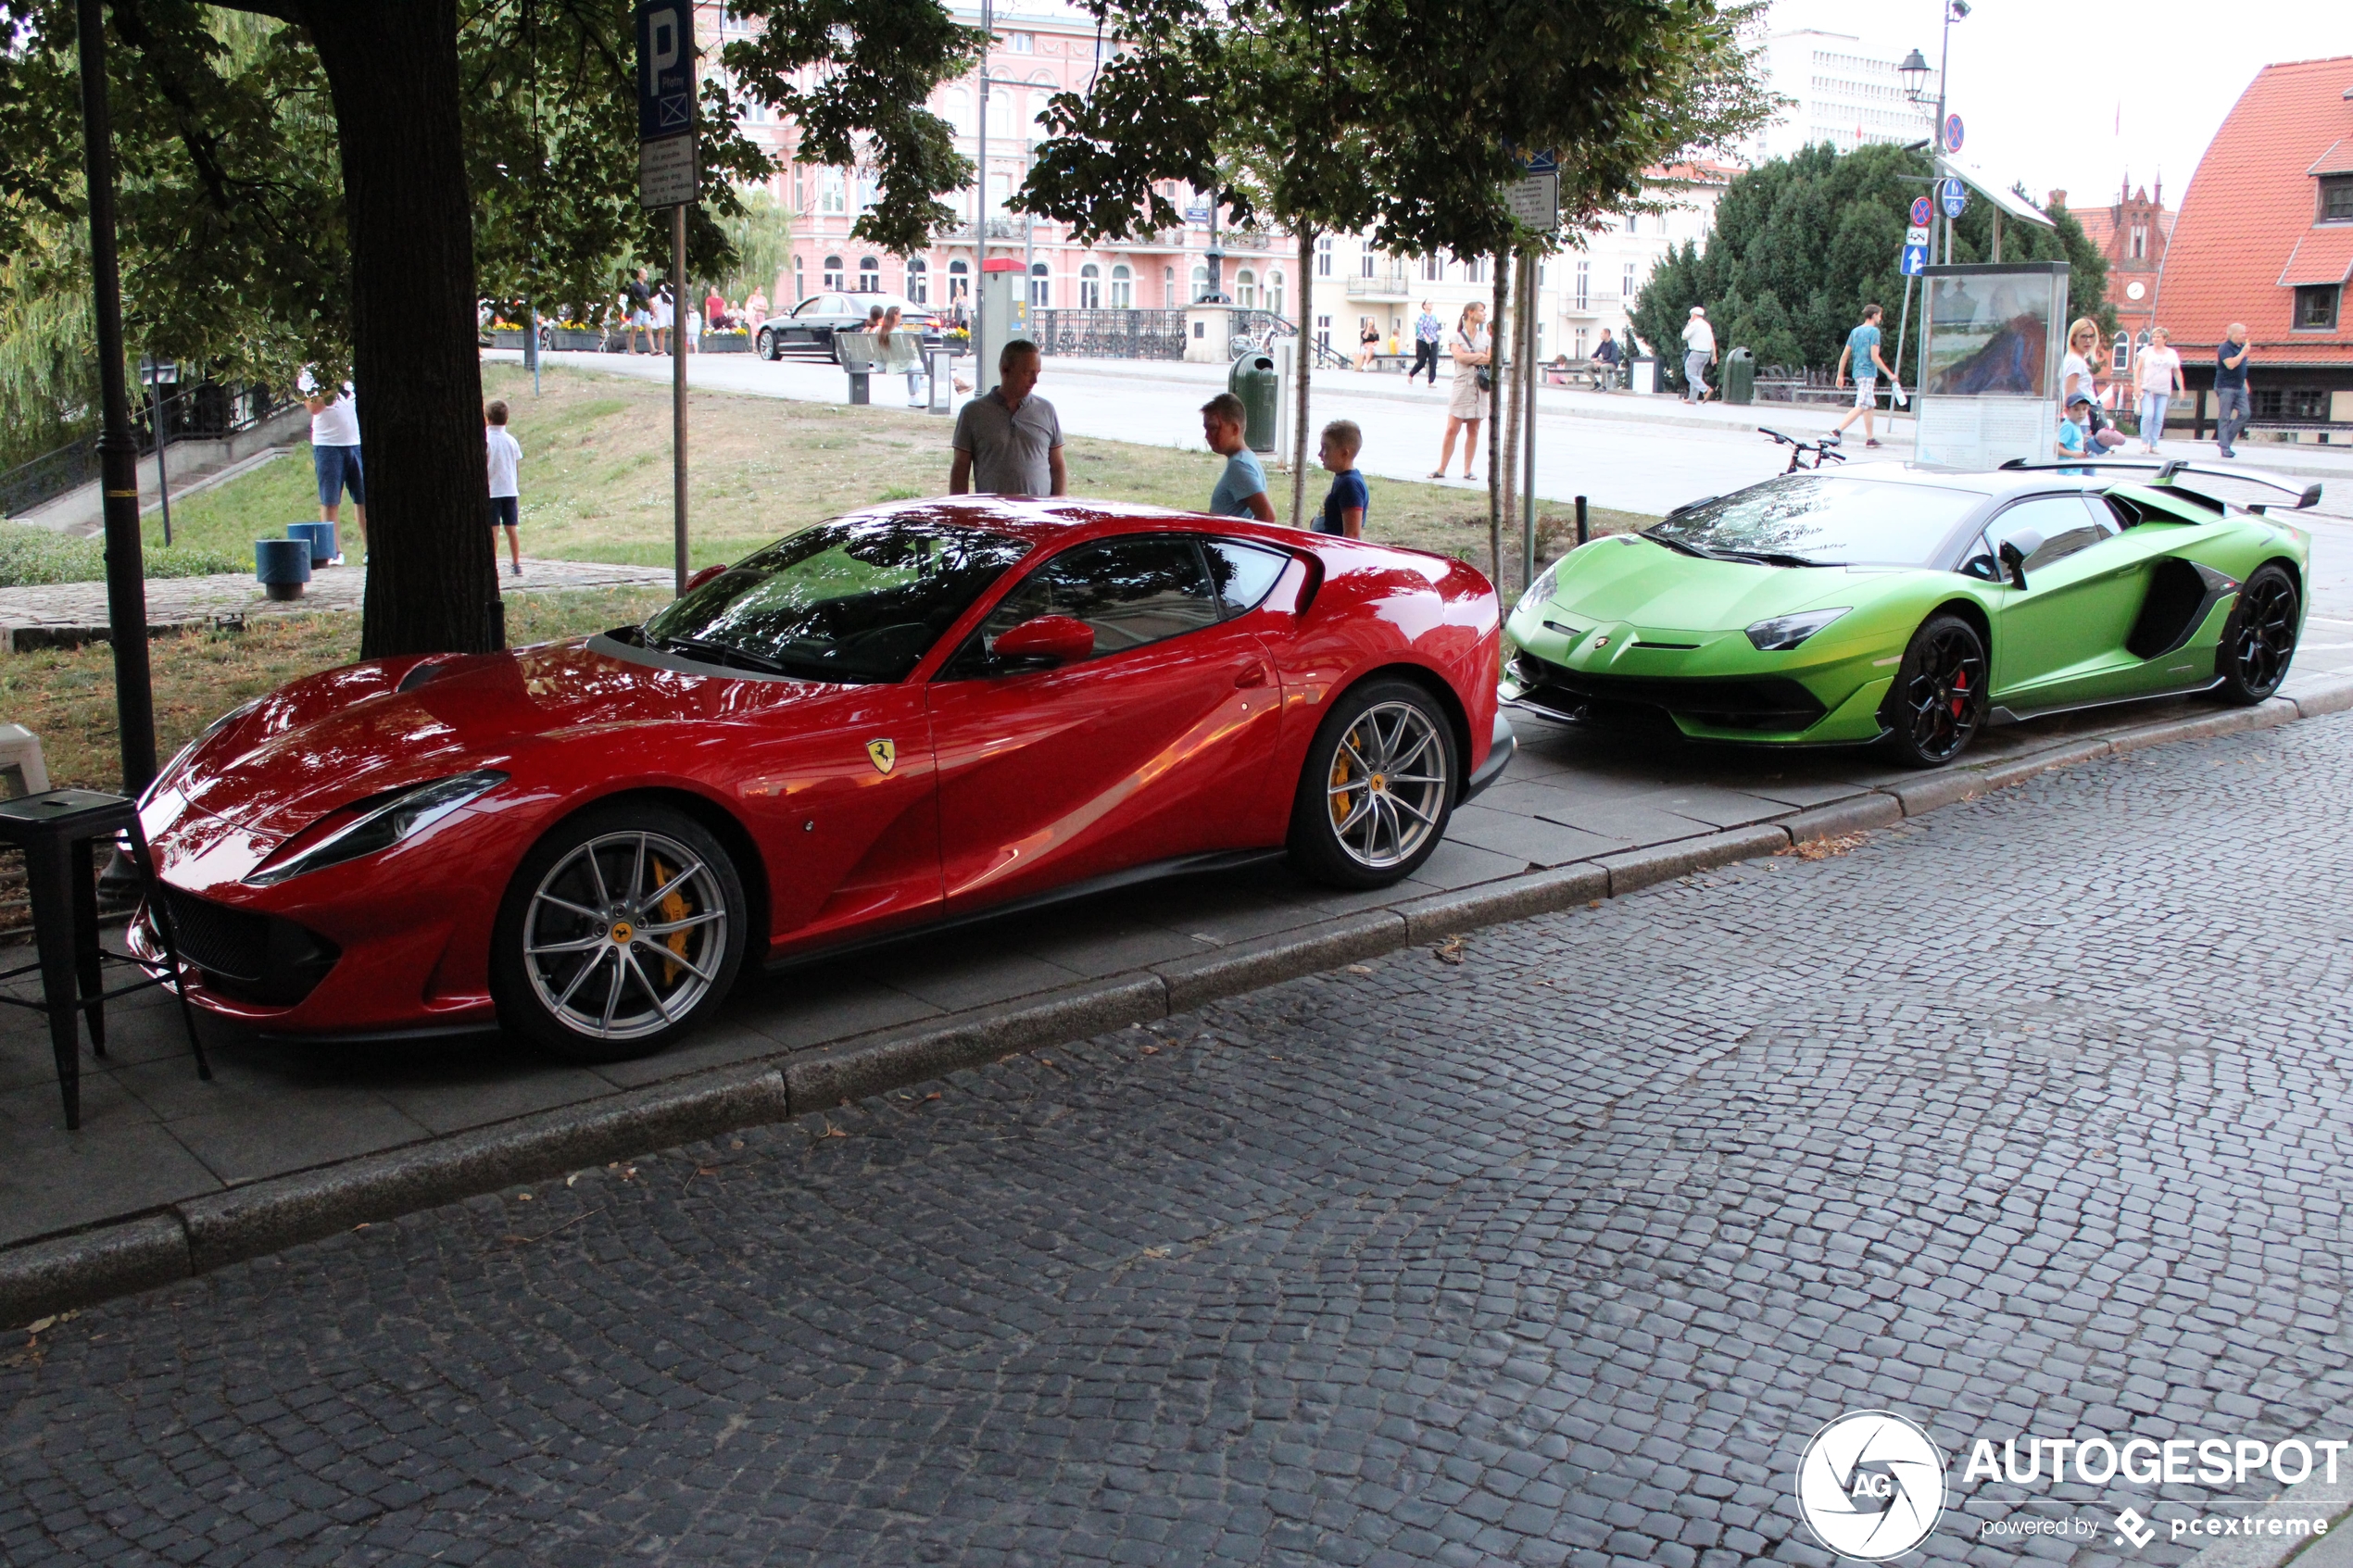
(1742, 28), (1939, 164)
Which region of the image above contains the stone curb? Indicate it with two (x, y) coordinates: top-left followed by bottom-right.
(4, 684), (2344, 1324)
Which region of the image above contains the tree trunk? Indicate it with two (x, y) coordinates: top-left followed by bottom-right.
(1498, 255), (1520, 586)
(302, 0), (500, 659)
(1290, 226), (1314, 532)
(1487, 250), (1508, 586)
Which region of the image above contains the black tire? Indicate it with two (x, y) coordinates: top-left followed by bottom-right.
(491, 803), (749, 1062)
(756, 328), (776, 361)
(2215, 562), (2299, 705)
(1881, 611), (1988, 769)
(1286, 679), (1458, 889)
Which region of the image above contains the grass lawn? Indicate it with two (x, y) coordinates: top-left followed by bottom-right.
(150, 361), (1651, 591)
(3, 586), (669, 792)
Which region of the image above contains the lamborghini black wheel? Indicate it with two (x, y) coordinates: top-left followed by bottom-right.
(2215, 562), (2298, 705)
(1882, 612), (1987, 769)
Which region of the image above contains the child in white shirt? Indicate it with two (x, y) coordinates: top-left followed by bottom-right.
(485, 400), (522, 578)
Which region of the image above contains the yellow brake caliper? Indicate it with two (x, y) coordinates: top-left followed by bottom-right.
(1329, 736), (1357, 829)
(650, 856), (690, 985)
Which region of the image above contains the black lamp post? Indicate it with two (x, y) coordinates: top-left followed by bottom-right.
(76, 0), (159, 797)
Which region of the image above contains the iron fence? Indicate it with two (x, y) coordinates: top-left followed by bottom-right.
(0, 381), (290, 520)
(1028, 307), (1187, 360)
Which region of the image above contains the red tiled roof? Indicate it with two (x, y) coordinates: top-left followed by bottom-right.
(2160, 56), (2353, 365)
(2074, 207), (2116, 254)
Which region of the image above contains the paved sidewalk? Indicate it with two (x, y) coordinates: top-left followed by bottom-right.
(0, 558), (673, 649)
(4, 660), (2349, 1286)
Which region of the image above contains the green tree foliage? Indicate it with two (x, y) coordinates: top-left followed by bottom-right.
(1630, 141), (2112, 388)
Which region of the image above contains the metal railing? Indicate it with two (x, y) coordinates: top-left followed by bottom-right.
(0, 381), (290, 519)
(1029, 307), (1187, 360)
(1344, 274), (1412, 299)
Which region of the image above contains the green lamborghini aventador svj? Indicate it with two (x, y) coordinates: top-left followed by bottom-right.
(1501, 460), (2317, 768)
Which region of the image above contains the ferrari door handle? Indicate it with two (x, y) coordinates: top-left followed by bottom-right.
(1235, 662), (1270, 689)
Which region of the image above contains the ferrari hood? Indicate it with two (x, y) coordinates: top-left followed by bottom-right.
(160, 638), (824, 842)
(1541, 535), (1862, 632)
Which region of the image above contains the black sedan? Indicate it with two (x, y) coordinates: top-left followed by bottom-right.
(753, 292), (941, 362)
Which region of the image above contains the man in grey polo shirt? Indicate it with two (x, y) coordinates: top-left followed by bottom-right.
(950, 340), (1067, 497)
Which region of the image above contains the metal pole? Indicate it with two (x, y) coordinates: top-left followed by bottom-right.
(1575, 494), (1589, 548)
(975, 0), (989, 370)
(1487, 249), (1507, 587)
(672, 203), (688, 595)
(1520, 250), (1537, 593)
(78, 0), (157, 795)
(1893, 271), (1914, 422)
(152, 382), (171, 547)
(525, 295), (541, 396)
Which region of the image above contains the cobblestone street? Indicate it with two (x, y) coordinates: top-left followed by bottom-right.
(5, 716), (2352, 1566)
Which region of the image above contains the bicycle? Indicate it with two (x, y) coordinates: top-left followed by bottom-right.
(1760, 427), (1848, 473)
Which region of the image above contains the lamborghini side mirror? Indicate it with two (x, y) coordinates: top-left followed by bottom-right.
(1997, 541), (2029, 590)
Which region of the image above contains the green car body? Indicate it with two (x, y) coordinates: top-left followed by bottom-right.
(1501, 465), (2313, 765)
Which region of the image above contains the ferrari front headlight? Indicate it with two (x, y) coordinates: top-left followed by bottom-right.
(245, 771), (509, 886)
(1744, 608), (1850, 652)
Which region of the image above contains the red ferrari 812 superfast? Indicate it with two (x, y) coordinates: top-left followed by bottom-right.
(132, 498), (1512, 1060)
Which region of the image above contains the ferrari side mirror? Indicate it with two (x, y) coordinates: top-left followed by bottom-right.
(991, 614), (1094, 667)
(1997, 541), (2029, 591)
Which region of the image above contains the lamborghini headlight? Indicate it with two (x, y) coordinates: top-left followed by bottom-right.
(1515, 562), (1559, 618)
(245, 771), (508, 887)
(1744, 608), (1850, 651)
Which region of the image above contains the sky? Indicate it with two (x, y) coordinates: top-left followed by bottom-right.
(1764, 0), (2350, 210)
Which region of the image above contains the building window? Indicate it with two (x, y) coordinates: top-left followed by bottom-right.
(857, 256), (881, 292)
(1623, 263), (1636, 303)
(1028, 261), (1050, 308)
(1268, 270), (1285, 318)
(791, 255), (804, 302)
(1077, 262), (1101, 308)
(1191, 262), (1210, 301)
(2295, 283), (2340, 332)
(1235, 268), (1256, 309)
(944, 87), (972, 133)
(1110, 263), (1133, 308)
(1163, 265), (1176, 307)
(1008, 31), (1032, 51)
(948, 258), (969, 299)
(822, 254), (845, 291)
(791, 165), (808, 213)
(1315, 313), (1330, 354)
(2252, 388), (2330, 421)
(1575, 259), (1591, 310)
(2111, 332), (2132, 374)
(1316, 235), (1333, 277)
(2319, 175), (2353, 224)
(1575, 327), (1588, 358)
(819, 169), (846, 215)
(2129, 223), (2146, 259)
(1359, 247), (1375, 279)
(907, 257), (928, 305)
(1423, 254), (1444, 282)
(855, 173), (878, 211)
(1462, 255), (1486, 284)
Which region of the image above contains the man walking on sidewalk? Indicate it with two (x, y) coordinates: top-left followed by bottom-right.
(2214, 323), (2252, 458)
(1411, 302), (1442, 385)
(1681, 307), (1716, 403)
(1831, 304), (1895, 448)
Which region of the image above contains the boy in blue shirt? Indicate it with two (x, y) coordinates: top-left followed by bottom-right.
(1315, 420), (1368, 537)
(1201, 393), (1274, 521)
(2056, 394), (2095, 470)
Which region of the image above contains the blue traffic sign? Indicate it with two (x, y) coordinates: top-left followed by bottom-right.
(1940, 178), (1968, 219)
(635, 1), (696, 144)
(1944, 114), (1964, 154)
(1909, 194), (1934, 227)
(1901, 244), (1930, 277)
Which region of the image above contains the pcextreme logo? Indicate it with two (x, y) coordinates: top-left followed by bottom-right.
(1794, 1411), (1948, 1562)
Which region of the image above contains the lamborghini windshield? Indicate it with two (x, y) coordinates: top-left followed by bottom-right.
(1646, 475), (1982, 568)
(639, 515), (1031, 682)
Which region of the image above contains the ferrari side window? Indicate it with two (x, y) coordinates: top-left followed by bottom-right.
(977, 535), (1221, 659)
(1202, 539), (1291, 617)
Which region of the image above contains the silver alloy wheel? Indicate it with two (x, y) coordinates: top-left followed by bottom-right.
(1325, 700), (1449, 870)
(522, 829), (729, 1042)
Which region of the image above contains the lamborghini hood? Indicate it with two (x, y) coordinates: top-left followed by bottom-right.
(1541, 535), (1863, 632)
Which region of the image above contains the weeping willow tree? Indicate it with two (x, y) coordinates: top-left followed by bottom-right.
(0, 229), (96, 476)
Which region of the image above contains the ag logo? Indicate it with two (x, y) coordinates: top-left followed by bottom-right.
(1794, 1411), (1946, 1561)
(865, 738), (896, 775)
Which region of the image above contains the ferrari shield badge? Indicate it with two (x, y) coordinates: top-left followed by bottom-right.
(865, 738), (896, 775)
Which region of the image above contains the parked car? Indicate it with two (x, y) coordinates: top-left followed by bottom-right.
(133, 499), (1513, 1060)
(753, 292), (940, 362)
(1502, 460), (2317, 768)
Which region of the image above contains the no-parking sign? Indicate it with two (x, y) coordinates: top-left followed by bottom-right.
(1910, 194), (1933, 227)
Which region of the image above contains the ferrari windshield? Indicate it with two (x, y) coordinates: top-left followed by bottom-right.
(640, 515), (1031, 682)
(1647, 475), (1983, 568)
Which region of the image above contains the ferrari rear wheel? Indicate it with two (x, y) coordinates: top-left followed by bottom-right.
(1882, 612), (1988, 769)
(492, 805), (748, 1062)
(1288, 680), (1456, 889)
(2215, 562), (2298, 705)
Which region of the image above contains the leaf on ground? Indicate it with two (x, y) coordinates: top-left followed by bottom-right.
(1434, 935), (1466, 965)
(1345, 963), (1374, 974)
(1781, 833), (1867, 860)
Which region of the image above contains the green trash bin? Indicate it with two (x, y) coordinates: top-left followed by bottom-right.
(1227, 351), (1279, 454)
(1722, 346), (1755, 406)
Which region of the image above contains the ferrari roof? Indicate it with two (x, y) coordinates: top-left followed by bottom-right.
(833, 494), (1318, 550)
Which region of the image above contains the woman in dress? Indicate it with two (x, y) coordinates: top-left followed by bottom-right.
(1431, 302), (1491, 481)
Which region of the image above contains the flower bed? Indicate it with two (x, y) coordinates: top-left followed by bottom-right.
(701, 332), (750, 353)
(547, 328), (604, 352)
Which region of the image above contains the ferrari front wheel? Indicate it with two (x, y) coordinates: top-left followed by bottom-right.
(1882, 612), (1988, 769)
(492, 804), (748, 1062)
(1288, 680), (1457, 889)
(2215, 562), (2298, 704)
